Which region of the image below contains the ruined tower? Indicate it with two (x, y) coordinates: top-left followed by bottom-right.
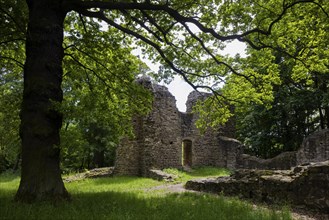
(114, 77), (242, 176)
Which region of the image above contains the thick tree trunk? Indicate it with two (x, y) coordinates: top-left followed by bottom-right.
(15, 0), (69, 202)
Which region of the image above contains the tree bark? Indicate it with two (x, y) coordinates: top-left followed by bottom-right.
(15, 0), (69, 202)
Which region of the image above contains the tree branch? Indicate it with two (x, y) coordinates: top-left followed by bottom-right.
(0, 7), (26, 34)
(76, 9), (204, 91)
(64, 52), (113, 89)
(181, 23), (253, 85)
(0, 55), (24, 68)
(0, 38), (25, 46)
(70, 0), (326, 49)
(120, 9), (164, 43)
(66, 0), (327, 107)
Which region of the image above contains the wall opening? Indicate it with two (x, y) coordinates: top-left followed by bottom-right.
(182, 140), (192, 167)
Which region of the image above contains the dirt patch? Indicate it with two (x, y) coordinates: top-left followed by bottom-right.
(145, 183), (193, 193)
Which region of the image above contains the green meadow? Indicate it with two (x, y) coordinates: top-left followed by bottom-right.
(0, 167), (291, 220)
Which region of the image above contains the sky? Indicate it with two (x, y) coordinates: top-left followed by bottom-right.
(142, 40), (247, 112)
(102, 21), (246, 112)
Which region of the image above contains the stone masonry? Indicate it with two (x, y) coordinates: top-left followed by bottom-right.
(237, 129), (329, 170)
(114, 77), (329, 176)
(186, 161), (329, 213)
(186, 130), (329, 213)
(114, 77), (241, 176)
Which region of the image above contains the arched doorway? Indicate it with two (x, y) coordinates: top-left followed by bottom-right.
(182, 140), (192, 167)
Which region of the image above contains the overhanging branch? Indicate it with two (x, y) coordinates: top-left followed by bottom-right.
(66, 0), (327, 104)
(69, 0), (325, 44)
(76, 9), (204, 91)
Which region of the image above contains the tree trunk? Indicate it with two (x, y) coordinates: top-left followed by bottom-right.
(93, 149), (105, 168)
(15, 0), (69, 202)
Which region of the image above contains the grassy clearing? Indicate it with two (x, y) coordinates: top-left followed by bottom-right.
(0, 168), (292, 220)
(163, 167), (231, 182)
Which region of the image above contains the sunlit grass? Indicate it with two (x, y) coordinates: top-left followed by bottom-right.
(0, 169), (292, 220)
(163, 166), (231, 182)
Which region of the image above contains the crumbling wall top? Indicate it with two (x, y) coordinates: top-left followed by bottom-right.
(186, 90), (211, 113)
(137, 76), (176, 99)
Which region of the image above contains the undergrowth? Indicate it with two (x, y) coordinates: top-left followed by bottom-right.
(0, 168), (292, 220)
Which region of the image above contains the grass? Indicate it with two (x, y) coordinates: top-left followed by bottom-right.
(163, 167), (231, 182)
(0, 167), (292, 220)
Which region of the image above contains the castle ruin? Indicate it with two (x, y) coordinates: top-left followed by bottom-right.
(114, 77), (329, 177)
(114, 77), (241, 176)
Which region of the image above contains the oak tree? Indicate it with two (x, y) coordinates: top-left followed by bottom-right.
(1, 0), (328, 202)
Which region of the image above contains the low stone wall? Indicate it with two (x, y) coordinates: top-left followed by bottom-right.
(238, 129), (329, 170)
(185, 161), (329, 213)
(237, 151), (297, 170)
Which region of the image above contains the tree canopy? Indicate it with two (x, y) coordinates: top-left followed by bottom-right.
(0, 0), (328, 202)
(1, 0), (153, 171)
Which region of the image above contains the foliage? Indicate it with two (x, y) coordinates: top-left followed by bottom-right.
(194, 0), (328, 129)
(228, 2), (329, 157)
(185, 0), (329, 156)
(0, 73), (22, 171)
(236, 67), (329, 158)
(59, 13), (153, 171)
(0, 173), (292, 220)
(0, 4), (153, 172)
(0, 0), (26, 172)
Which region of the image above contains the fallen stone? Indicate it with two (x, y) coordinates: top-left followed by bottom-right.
(63, 167), (114, 182)
(148, 169), (178, 182)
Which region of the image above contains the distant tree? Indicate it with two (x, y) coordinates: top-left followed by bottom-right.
(1, 0), (328, 202)
(223, 2), (329, 158)
(0, 0), (26, 171)
(195, 0), (328, 132)
(0, 72), (22, 171)
(59, 14), (152, 171)
(235, 64), (329, 158)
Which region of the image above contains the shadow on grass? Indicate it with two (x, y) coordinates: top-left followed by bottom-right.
(0, 172), (291, 220)
(0, 189), (291, 220)
(0, 171), (20, 183)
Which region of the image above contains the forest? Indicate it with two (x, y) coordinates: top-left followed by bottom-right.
(0, 0), (328, 204)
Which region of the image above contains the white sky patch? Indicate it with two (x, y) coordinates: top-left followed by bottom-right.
(134, 40), (247, 112)
(167, 75), (194, 112)
(99, 17), (247, 111)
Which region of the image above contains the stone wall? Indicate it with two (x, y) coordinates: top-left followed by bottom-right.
(141, 83), (182, 174)
(114, 78), (241, 176)
(297, 129), (329, 165)
(186, 161), (329, 213)
(237, 151), (297, 170)
(237, 129), (329, 170)
(114, 76), (329, 176)
(218, 136), (243, 169)
(180, 91), (240, 169)
(115, 79), (182, 176)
